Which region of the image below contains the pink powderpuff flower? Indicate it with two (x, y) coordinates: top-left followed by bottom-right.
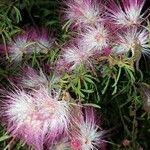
(70, 107), (107, 150)
(21, 66), (48, 89)
(2, 87), (71, 150)
(62, 44), (94, 70)
(80, 25), (109, 52)
(31, 87), (71, 141)
(30, 28), (54, 53)
(64, 0), (103, 28)
(8, 31), (34, 62)
(112, 27), (150, 56)
(106, 0), (146, 27)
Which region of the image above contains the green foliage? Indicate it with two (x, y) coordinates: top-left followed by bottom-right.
(0, 0), (21, 40)
(60, 65), (98, 99)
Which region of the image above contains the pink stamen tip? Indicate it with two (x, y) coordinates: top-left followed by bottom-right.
(71, 139), (81, 150)
(95, 33), (103, 42)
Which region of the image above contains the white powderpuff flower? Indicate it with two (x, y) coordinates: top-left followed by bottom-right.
(112, 27), (150, 56)
(32, 28), (54, 53)
(62, 45), (94, 70)
(80, 25), (109, 52)
(2, 87), (71, 150)
(70, 107), (107, 150)
(8, 34), (33, 62)
(64, 0), (103, 27)
(123, 0), (145, 25)
(107, 0), (146, 27)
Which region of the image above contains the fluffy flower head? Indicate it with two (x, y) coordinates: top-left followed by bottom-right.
(62, 44), (94, 70)
(81, 25), (109, 52)
(8, 32), (33, 61)
(64, 0), (102, 27)
(70, 107), (106, 150)
(8, 28), (54, 62)
(113, 27), (149, 56)
(107, 0), (146, 27)
(2, 87), (70, 150)
(31, 28), (54, 53)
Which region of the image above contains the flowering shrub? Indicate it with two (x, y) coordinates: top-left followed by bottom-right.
(0, 0), (150, 150)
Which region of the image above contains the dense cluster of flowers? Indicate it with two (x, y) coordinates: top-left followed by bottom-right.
(1, 0), (148, 72)
(0, 0), (150, 150)
(1, 68), (107, 150)
(59, 0), (149, 72)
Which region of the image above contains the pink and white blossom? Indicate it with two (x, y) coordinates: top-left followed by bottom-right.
(70, 107), (107, 150)
(2, 87), (71, 150)
(32, 87), (71, 141)
(8, 28), (54, 62)
(64, 0), (103, 27)
(8, 32), (33, 61)
(107, 0), (146, 27)
(62, 44), (94, 70)
(112, 27), (149, 56)
(80, 25), (109, 52)
(31, 28), (54, 53)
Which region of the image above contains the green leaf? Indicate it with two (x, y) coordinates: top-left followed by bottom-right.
(83, 103), (101, 109)
(81, 89), (94, 93)
(0, 135), (10, 142)
(13, 6), (22, 23)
